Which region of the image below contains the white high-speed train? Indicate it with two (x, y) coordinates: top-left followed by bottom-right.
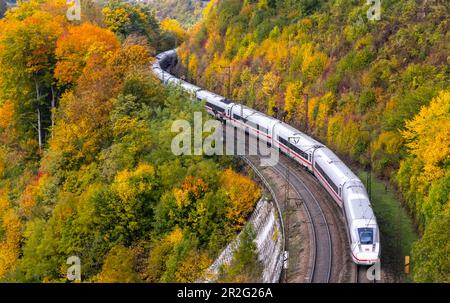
(153, 49), (380, 265)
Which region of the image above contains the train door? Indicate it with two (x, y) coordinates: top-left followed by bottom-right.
(226, 105), (233, 120)
(310, 146), (322, 173)
(270, 120), (281, 148)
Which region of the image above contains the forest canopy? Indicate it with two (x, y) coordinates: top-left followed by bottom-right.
(0, 0), (261, 282)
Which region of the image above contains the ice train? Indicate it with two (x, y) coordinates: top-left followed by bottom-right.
(152, 49), (380, 265)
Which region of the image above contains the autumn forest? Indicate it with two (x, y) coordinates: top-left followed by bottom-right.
(0, 0), (448, 283)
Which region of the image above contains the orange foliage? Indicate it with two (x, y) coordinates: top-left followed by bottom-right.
(55, 23), (120, 86)
(0, 191), (22, 279)
(109, 44), (153, 78)
(0, 101), (13, 129)
(174, 176), (209, 208)
(19, 172), (49, 218)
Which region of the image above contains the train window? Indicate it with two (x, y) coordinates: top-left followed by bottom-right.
(279, 137), (308, 160)
(247, 121), (257, 129)
(233, 114), (247, 123)
(358, 228), (374, 245)
(206, 102), (224, 113)
(258, 125), (268, 134)
(315, 163), (339, 194)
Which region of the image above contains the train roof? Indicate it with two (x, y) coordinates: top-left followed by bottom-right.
(276, 122), (323, 149)
(197, 90), (226, 104)
(315, 147), (359, 182)
(347, 199), (374, 220)
(180, 81), (202, 93)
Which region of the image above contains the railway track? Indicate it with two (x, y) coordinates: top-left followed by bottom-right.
(278, 156), (355, 283)
(271, 162), (332, 283)
(243, 140), (333, 283)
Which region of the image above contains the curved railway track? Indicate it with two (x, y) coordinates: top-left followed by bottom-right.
(271, 163), (332, 283)
(243, 140), (333, 283)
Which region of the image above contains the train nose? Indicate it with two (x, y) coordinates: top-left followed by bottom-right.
(354, 253), (378, 265)
(353, 245), (379, 265)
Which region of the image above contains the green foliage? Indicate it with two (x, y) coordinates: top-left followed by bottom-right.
(0, 1), (262, 282)
(96, 244), (140, 282)
(298, 0), (323, 16)
(146, 0), (207, 28)
(102, 0), (168, 50)
(358, 89), (376, 112)
(358, 170), (418, 282)
(412, 208), (450, 282)
(218, 225), (262, 282)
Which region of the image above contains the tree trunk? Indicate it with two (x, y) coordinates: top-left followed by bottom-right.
(37, 107), (42, 152)
(51, 85), (56, 138)
(35, 79), (42, 152)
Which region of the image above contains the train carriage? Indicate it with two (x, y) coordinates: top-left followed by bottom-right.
(342, 180), (380, 264)
(196, 90), (228, 119)
(273, 123), (321, 171)
(180, 81), (202, 96)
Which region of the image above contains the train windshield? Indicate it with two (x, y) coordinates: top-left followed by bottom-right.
(358, 228), (374, 245)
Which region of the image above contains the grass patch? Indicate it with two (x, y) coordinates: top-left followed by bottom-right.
(358, 170), (418, 282)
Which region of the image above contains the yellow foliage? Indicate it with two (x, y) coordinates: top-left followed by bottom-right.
(188, 54), (199, 80)
(205, 31), (218, 54)
(160, 18), (186, 42)
(261, 72), (280, 96)
(102, 7), (130, 33)
(0, 147), (5, 179)
(96, 245), (139, 283)
(203, 54), (230, 93)
(284, 81), (303, 120)
(55, 23), (120, 86)
(257, 0), (268, 10)
(221, 169), (261, 229)
(109, 44), (152, 77)
(112, 163), (155, 202)
(402, 90), (450, 188)
(19, 176), (39, 217)
(146, 227), (184, 282)
(355, 34), (374, 50)
(373, 131), (403, 156)
(0, 192), (22, 279)
(167, 226), (183, 245)
(301, 18), (313, 30)
(175, 250), (211, 282)
(313, 92), (335, 131)
(203, 0), (216, 20)
(260, 38), (289, 70)
(300, 43), (328, 80)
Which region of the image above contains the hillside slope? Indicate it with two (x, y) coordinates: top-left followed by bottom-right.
(0, 0), (261, 282)
(147, 0), (208, 28)
(178, 0), (449, 282)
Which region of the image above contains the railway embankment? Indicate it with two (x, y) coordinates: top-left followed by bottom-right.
(201, 197), (284, 283)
